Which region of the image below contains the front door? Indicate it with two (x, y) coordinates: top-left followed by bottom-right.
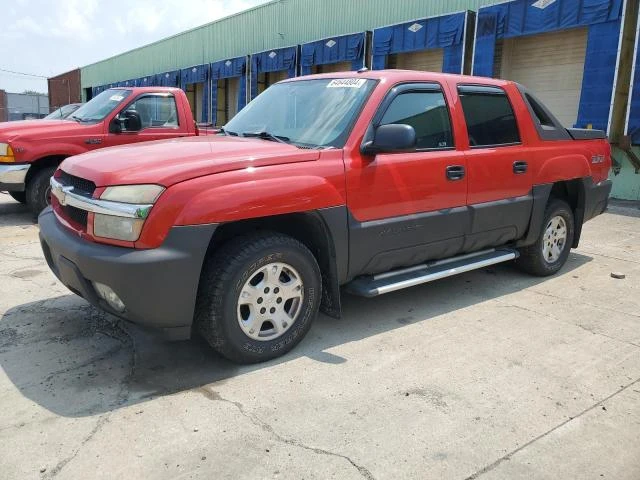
(345, 83), (469, 277)
(104, 93), (185, 147)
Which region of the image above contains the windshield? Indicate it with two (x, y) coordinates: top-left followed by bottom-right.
(224, 78), (377, 148)
(70, 89), (132, 123)
(44, 104), (81, 120)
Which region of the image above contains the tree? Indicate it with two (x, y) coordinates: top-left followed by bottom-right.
(22, 90), (45, 95)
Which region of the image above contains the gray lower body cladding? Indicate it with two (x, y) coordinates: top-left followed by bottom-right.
(38, 208), (216, 340)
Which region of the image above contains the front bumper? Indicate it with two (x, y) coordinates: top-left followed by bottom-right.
(0, 163), (29, 191)
(38, 208), (217, 339)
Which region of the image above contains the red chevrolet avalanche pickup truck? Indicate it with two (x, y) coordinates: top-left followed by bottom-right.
(38, 71), (612, 363)
(0, 87), (211, 215)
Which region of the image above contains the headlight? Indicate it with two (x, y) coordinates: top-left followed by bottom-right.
(93, 214), (145, 241)
(92, 184), (165, 241)
(100, 184), (164, 204)
(0, 143), (15, 163)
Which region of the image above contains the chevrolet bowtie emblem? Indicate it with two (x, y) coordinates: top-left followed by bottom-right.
(52, 184), (73, 206)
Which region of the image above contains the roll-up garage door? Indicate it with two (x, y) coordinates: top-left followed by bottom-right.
(388, 49), (444, 72)
(258, 70), (289, 95)
(314, 61), (352, 74)
(216, 78), (241, 125)
(498, 28), (588, 128)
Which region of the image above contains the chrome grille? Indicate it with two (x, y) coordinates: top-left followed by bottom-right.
(58, 171), (96, 197)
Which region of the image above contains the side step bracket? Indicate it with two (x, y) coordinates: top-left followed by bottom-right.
(345, 248), (519, 297)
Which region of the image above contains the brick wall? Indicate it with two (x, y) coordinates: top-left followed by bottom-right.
(0, 90), (7, 122)
(47, 69), (81, 110)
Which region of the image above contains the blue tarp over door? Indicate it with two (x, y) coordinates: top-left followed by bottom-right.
(372, 12), (466, 73)
(300, 32), (365, 75)
(138, 76), (153, 87)
(153, 70), (180, 87)
(210, 56), (247, 126)
(250, 46), (297, 100)
(628, 27), (640, 144)
(180, 64), (210, 122)
(473, 0), (624, 130)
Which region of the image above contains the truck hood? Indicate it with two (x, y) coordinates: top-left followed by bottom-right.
(0, 119), (81, 141)
(61, 135), (322, 187)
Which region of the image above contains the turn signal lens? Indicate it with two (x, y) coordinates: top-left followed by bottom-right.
(93, 214), (145, 241)
(0, 143), (15, 163)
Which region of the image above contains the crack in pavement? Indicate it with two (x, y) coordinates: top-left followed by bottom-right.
(495, 300), (640, 349)
(199, 387), (376, 480)
(526, 288), (640, 320)
(463, 376), (640, 480)
(43, 320), (138, 479)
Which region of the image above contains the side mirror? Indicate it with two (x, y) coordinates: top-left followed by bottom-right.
(361, 124), (416, 156)
(111, 110), (142, 133)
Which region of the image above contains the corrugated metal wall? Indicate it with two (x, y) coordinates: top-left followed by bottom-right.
(81, 0), (493, 88)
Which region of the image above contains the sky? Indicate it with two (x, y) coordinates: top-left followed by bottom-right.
(0, 0), (269, 94)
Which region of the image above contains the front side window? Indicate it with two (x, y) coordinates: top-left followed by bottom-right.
(124, 95), (179, 129)
(71, 89), (132, 123)
(458, 85), (520, 147)
(379, 90), (453, 150)
(224, 78), (377, 148)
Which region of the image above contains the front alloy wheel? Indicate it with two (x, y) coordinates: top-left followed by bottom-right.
(237, 262), (304, 341)
(196, 231), (321, 364)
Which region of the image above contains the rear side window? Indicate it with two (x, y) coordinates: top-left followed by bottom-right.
(379, 90), (453, 150)
(124, 94), (179, 128)
(458, 85), (520, 147)
(526, 93), (555, 127)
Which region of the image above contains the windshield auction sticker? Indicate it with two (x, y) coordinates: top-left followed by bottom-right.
(109, 95), (125, 102)
(327, 79), (367, 88)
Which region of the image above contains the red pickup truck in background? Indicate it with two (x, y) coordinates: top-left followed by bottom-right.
(38, 70), (612, 363)
(0, 87), (213, 215)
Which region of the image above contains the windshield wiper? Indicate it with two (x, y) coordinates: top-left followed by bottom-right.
(241, 131), (290, 144)
(219, 127), (239, 136)
(70, 115), (94, 123)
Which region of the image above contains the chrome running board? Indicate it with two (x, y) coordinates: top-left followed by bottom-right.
(345, 248), (519, 297)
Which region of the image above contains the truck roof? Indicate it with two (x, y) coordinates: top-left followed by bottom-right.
(106, 86), (183, 94)
(281, 69), (514, 87)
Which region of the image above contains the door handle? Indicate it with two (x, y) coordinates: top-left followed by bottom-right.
(446, 165), (465, 181)
(513, 161), (528, 174)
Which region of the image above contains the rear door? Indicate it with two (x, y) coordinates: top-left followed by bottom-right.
(345, 82), (469, 276)
(457, 84), (534, 250)
(103, 93), (186, 147)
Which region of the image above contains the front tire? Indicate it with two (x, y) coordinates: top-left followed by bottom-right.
(517, 198), (574, 276)
(26, 166), (56, 216)
(8, 191), (26, 204)
(195, 232), (322, 364)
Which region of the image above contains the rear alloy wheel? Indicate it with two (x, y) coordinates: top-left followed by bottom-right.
(196, 232), (321, 363)
(517, 198), (574, 276)
(26, 166), (56, 217)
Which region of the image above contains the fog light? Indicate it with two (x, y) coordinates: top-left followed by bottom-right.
(93, 282), (126, 313)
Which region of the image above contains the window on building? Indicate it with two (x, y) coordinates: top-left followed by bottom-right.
(379, 90), (453, 150)
(458, 85), (520, 147)
(126, 94), (179, 128)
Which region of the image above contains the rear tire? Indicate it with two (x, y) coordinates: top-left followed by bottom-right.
(8, 191), (26, 204)
(516, 198), (574, 276)
(26, 166), (56, 217)
(195, 231), (322, 364)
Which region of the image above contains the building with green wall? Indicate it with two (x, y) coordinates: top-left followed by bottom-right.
(74, 0), (640, 200)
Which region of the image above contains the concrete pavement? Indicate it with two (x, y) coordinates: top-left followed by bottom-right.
(0, 193), (639, 479)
